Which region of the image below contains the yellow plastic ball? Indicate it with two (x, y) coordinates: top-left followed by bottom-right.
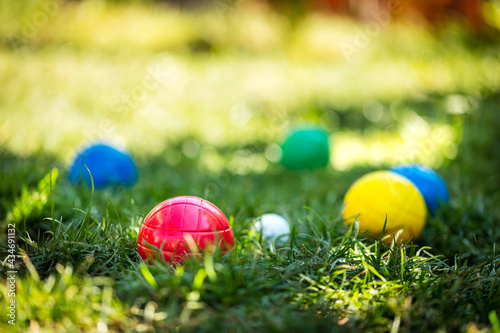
(342, 170), (427, 243)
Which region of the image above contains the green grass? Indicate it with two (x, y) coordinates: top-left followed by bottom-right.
(1, 104), (499, 331)
(1, 1), (500, 332)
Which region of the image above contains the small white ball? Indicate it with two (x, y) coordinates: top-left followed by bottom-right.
(254, 214), (290, 242)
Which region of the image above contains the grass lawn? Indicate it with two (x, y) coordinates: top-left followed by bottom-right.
(1, 1), (500, 332)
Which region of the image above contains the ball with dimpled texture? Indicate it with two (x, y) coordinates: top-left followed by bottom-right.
(390, 164), (449, 215)
(342, 171), (427, 243)
(254, 213), (290, 243)
(68, 144), (138, 189)
(138, 196), (235, 263)
(280, 127), (330, 170)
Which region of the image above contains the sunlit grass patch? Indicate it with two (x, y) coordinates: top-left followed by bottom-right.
(0, 260), (137, 332)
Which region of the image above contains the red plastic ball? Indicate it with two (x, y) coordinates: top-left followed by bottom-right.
(138, 196), (235, 263)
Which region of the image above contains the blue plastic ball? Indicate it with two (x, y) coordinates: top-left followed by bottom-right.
(390, 164), (449, 215)
(68, 144), (138, 189)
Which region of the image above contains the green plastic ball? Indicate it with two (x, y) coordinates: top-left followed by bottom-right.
(280, 128), (330, 170)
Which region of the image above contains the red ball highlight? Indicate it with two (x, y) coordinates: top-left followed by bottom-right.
(138, 196), (235, 263)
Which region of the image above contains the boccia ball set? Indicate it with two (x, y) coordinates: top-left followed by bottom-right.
(69, 135), (449, 265)
(138, 196), (235, 263)
(69, 144), (138, 189)
(254, 213), (290, 243)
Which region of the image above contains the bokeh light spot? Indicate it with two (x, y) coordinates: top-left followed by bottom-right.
(362, 100), (384, 122)
(182, 140), (201, 159)
(265, 143), (282, 163)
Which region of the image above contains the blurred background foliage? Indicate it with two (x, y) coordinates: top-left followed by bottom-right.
(1, 0), (499, 168)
